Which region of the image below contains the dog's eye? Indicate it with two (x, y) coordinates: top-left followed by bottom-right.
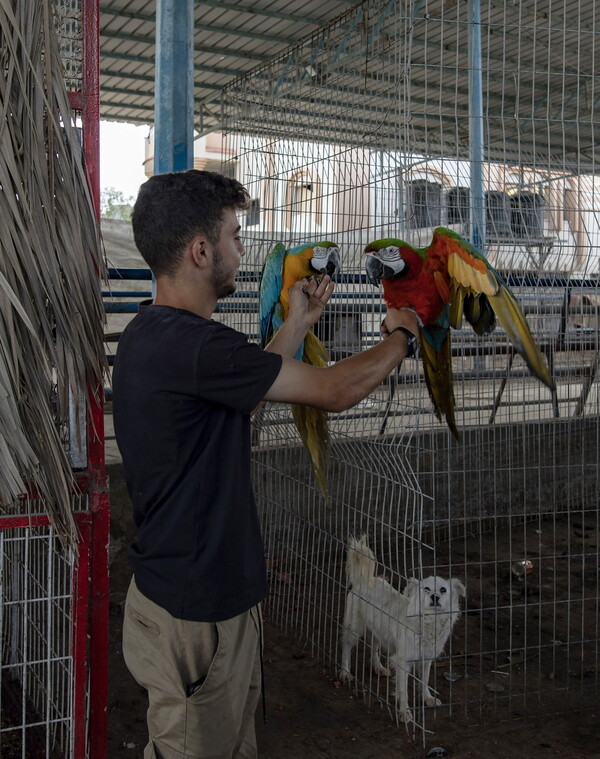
(440, 587), (447, 593)
(424, 586), (430, 593)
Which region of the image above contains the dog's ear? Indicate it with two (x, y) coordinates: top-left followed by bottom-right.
(404, 577), (420, 596)
(451, 578), (466, 600)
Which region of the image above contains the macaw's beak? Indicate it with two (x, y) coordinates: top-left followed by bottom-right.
(364, 254), (383, 287)
(316, 264), (336, 276)
(324, 247), (340, 278)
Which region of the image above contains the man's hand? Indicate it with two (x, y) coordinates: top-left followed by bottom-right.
(288, 275), (335, 330)
(380, 307), (419, 337)
(264, 275), (335, 360)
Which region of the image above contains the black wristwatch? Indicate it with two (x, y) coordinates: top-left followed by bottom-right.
(388, 326), (418, 358)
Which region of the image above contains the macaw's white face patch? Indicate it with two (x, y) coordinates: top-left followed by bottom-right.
(310, 245), (340, 275)
(365, 248), (407, 283)
(378, 245), (401, 262)
(377, 246), (406, 274)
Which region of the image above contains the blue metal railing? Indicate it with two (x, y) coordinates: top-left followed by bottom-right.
(103, 267), (600, 415)
(104, 267), (600, 314)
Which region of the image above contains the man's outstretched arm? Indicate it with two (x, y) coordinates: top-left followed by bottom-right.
(264, 307), (418, 413)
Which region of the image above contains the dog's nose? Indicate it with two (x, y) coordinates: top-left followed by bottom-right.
(431, 594), (441, 607)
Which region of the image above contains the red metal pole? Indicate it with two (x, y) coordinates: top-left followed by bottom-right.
(82, 0), (101, 221)
(89, 488), (110, 759)
(81, 0), (110, 757)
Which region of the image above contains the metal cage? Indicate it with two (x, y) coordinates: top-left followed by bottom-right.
(216, 0), (600, 741)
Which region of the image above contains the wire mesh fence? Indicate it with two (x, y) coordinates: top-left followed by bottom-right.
(216, 0), (600, 739)
(0, 501), (87, 759)
(54, 0), (82, 92)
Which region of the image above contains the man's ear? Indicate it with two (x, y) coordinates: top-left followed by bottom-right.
(190, 237), (208, 268)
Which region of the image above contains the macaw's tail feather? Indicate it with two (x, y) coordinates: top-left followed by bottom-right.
(303, 330), (330, 368)
(291, 403), (330, 498)
(290, 330), (331, 498)
(489, 285), (556, 391)
(420, 325), (459, 440)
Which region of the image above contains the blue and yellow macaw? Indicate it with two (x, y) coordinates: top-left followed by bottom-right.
(259, 241), (341, 497)
(364, 227), (555, 438)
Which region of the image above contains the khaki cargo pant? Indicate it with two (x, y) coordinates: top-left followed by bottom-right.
(122, 577), (262, 759)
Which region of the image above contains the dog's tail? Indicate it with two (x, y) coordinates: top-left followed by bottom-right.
(345, 535), (377, 588)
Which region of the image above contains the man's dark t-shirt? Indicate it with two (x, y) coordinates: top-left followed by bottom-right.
(112, 304), (282, 622)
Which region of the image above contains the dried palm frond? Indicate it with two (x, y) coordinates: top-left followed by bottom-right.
(0, 0), (107, 545)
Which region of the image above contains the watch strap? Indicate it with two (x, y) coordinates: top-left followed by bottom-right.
(388, 326), (417, 357)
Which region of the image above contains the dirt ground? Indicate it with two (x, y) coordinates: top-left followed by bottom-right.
(107, 462), (600, 759)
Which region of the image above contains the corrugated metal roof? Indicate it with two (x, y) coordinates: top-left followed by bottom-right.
(99, 0), (357, 126)
(99, 0), (599, 169)
(219, 0), (599, 170)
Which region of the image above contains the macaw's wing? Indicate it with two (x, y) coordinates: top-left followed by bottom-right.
(432, 228), (555, 392)
(431, 227), (499, 332)
(451, 289), (497, 336)
(259, 242), (286, 347)
(487, 287), (555, 390)
(419, 324), (459, 439)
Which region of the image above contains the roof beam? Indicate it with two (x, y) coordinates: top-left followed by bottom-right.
(101, 100), (154, 112)
(101, 8), (296, 45)
(101, 70), (225, 97)
(100, 2), (344, 27)
(101, 29), (274, 62)
(198, 23), (290, 45)
(100, 7), (153, 22)
(102, 85), (153, 100)
(195, 0), (344, 25)
(100, 99), (221, 127)
(101, 50), (248, 78)
(101, 68), (156, 85)
(102, 82), (221, 100)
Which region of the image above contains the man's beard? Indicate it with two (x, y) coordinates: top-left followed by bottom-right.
(211, 246), (237, 299)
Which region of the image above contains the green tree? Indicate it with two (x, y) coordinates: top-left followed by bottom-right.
(101, 186), (134, 220)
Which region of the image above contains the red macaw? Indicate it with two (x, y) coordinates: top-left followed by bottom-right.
(259, 241), (341, 497)
(364, 227), (555, 438)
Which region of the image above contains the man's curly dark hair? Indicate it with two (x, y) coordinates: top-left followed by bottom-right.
(131, 170), (251, 277)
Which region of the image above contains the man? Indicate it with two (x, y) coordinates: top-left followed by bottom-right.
(112, 169), (418, 759)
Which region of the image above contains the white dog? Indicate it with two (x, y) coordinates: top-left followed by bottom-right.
(339, 535), (465, 723)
